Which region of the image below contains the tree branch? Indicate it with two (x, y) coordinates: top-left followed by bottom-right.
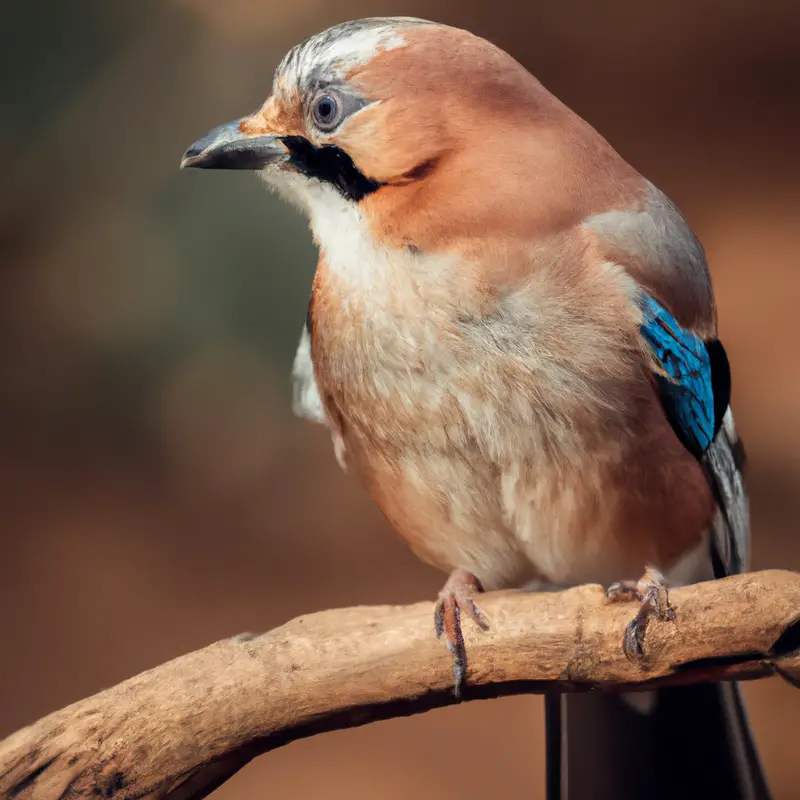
(2, 569), (800, 800)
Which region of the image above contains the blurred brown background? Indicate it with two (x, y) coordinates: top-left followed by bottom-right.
(1, 0), (799, 797)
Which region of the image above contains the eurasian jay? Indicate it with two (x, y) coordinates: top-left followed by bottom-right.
(182, 18), (770, 800)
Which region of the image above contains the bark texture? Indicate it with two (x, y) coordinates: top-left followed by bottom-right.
(2, 570), (799, 800)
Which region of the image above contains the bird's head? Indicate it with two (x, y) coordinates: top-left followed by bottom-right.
(181, 17), (606, 252)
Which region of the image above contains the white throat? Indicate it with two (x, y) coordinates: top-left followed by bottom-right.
(307, 183), (382, 285)
(262, 171), (458, 313)
(268, 173), (407, 295)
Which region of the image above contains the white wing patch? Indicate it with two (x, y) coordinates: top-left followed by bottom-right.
(291, 326), (326, 424)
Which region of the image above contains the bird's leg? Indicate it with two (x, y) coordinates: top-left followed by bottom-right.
(606, 565), (676, 663)
(434, 568), (490, 696)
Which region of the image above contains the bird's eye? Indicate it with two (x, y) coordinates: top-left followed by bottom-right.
(312, 93), (342, 131)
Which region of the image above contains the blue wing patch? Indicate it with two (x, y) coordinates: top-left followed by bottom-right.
(639, 295), (729, 459)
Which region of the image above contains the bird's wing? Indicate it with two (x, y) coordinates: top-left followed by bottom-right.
(704, 408), (749, 576)
(636, 282), (748, 578)
(291, 316), (351, 470)
(637, 293), (728, 459)
(291, 325), (326, 424)
(586, 182), (748, 577)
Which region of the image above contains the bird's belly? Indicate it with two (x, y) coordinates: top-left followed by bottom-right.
(351, 410), (714, 592)
(497, 439), (714, 587)
(310, 253), (714, 590)
(362, 447), (537, 591)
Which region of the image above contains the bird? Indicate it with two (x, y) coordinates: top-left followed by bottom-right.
(181, 17), (770, 799)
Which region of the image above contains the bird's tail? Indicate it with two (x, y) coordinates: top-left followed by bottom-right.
(545, 681), (771, 800)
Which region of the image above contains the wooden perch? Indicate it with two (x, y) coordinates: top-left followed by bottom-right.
(2, 569), (800, 800)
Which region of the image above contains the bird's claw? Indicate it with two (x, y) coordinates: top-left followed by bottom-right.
(434, 569), (489, 697)
(606, 565), (676, 664)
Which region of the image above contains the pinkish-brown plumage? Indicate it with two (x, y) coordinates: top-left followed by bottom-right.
(183, 12), (746, 679)
(259, 21), (717, 592)
(182, 19), (766, 793)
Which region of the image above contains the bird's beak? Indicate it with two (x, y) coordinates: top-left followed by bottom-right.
(180, 118), (289, 170)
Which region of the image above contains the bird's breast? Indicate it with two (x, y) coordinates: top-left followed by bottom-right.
(307, 235), (713, 588)
(309, 234), (642, 464)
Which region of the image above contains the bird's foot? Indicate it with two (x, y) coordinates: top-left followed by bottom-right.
(434, 568), (490, 697)
(606, 565), (676, 664)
